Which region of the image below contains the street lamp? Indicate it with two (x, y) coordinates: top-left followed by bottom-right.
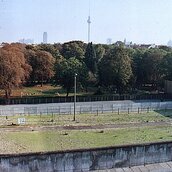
(73, 73), (77, 121)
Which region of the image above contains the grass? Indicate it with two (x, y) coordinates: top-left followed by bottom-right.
(2, 84), (96, 97)
(1, 110), (172, 127)
(1, 125), (172, 154)
(0, 110), (171, 154)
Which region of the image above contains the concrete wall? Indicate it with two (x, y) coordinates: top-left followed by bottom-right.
(0, 141), (172, 172)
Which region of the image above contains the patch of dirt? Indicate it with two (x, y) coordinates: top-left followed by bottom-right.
(0, 121), (170, 132)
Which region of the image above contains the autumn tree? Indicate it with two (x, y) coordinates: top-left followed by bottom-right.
(27, 50), (55, 86)
(0, 44), (31, 99)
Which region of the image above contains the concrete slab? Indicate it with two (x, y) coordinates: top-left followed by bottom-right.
(115, 168), (124, 172)
(130, 166), (141, 172)
(167, 162), (172, 168)
(92, 162), (172, 172)
(137, 166), (149, 172)
(122, 167), (133, 172)
(159, 162), (171, 169)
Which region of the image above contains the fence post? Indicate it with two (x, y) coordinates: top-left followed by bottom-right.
(118, 108), (119, 115)
(165, 106), (167, 112)
(52, 113), (54, 122)
(97, 109), (98, 116)
(40, 112), (42, 122)
(112, 105), (113, 113)
(47, 108), (48, 115)
(128, 108), (129, 114)
(147, 107), (149, 113)
(138, 107), (140, 114)
(80, 106), (81, 114)
(59, 107), (60, 115)
(102, 105), (103, 114)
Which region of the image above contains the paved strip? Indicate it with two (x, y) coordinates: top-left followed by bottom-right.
(93, 162), (172, 172)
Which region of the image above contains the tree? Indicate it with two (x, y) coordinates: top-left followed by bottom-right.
(54, 57), (88, 96)
(85, 42), (97, 75)
(60, 41), (85, 61)
(98, 46), (133, 93)
(27, 50), (55, 86)
(131, 48), (146, 87)
(94, 44), (105, 63)
(34, 43), (61, 59)
(0, 44), (31, 99)
(140, 49), (165, 85)
(161, 52), (172, 80)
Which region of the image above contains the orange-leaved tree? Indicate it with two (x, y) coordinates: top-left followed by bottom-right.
(26, 50), (55, 86)
(0, 43), (32, 99)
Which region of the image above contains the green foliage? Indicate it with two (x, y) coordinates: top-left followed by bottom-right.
(98, 46), (133, 92)
(54, 57), (88, 96)
(3, 41), (172, 95)
(140, 49), (165, 84)
(60, 41), (85, 61)
(85, 42), (97, 75)
(161, 52), (172, 80)
(94, 44), (105, 62)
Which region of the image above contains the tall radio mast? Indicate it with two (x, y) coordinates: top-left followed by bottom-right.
(87, 0), (91, 43)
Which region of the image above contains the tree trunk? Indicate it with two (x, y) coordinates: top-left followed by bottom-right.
(5, 89), (11, 104)
(41, 76), (43, 87)
(66, 87), (70, 97)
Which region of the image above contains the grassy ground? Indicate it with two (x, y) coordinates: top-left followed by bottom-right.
(0, 110), (171, 154)
(0, 126), (172, 154)
(3, 84), (95, 97)
(1, 110), (172, 127)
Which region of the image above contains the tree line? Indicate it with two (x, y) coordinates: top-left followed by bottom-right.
(0, 41), (172, 98)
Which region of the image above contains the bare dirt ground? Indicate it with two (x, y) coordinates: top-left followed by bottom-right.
(0, 120), (170, 132)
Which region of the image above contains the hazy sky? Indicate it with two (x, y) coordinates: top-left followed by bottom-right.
(0, 0), (172, 44)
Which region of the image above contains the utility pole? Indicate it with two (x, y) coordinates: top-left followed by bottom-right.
(73, 73), (77, 121)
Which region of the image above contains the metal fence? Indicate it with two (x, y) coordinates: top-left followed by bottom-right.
(0, 101), (172, 116)
(1, 93), (172, 105)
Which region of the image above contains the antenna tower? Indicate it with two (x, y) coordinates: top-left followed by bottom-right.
(87, 0), (91, 43)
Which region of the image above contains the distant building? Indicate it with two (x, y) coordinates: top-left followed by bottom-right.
(107, 38), (112, 45)
(18, 38), (34, 44)
(148, 44), (157, 49)
(43, 32), (47, 44)
(167, 40), (172, 47)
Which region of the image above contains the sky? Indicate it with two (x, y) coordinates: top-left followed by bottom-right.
(0, 0), (172, 45)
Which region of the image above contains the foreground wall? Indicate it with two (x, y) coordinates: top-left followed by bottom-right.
(0, 141), (172, 172)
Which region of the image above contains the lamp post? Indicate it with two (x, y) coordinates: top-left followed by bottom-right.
(73, 73), (77, 121)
